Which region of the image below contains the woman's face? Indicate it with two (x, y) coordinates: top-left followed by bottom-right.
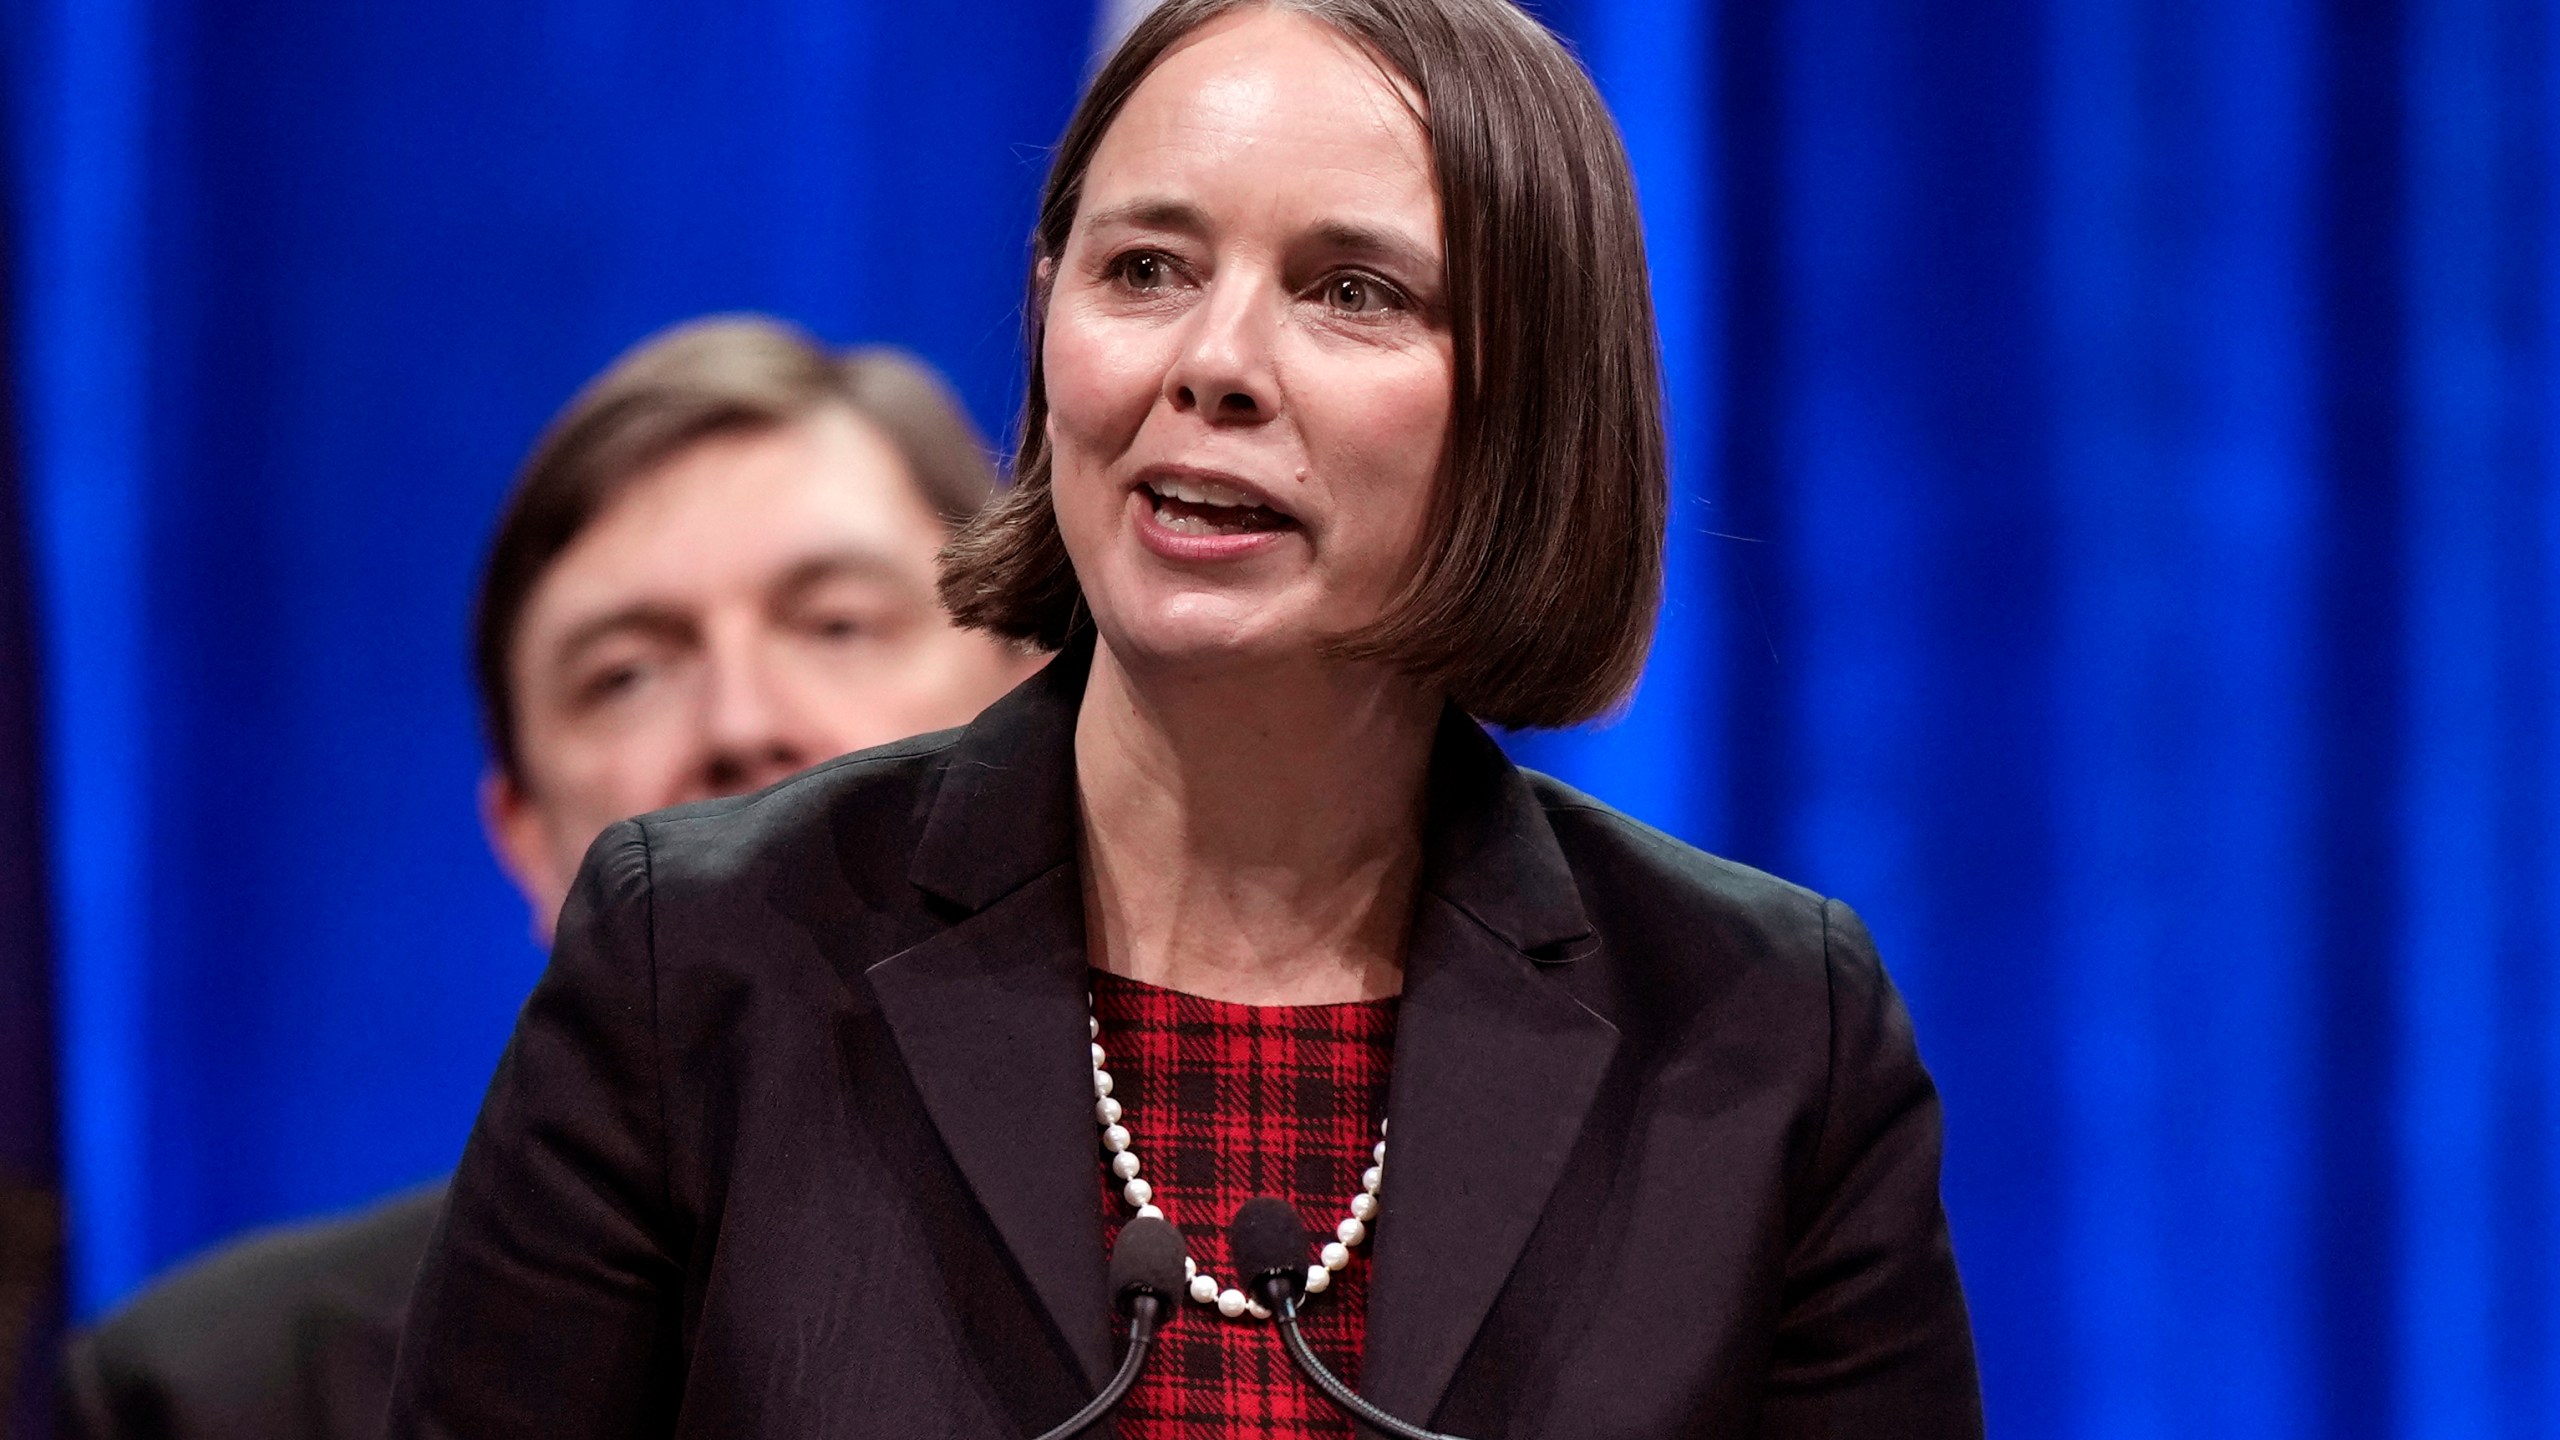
(1043, 7), (1454, 676)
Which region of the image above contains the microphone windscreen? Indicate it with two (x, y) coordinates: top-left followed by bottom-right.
(1228, 1197), (1311, 1284)
(1109, 1215), (1191, 1312)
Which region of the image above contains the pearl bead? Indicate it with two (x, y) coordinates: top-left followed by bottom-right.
(1082, 996), (1395, 1327)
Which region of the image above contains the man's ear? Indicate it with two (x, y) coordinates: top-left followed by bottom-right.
(481, 768), (566, 945)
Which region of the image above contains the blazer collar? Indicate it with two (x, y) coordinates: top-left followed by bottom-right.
(872, 641), (1616, 1415)
(907, 639), (1598, 955)
(905, 636), (1095, 912)
(1412, 704), (1597, 958)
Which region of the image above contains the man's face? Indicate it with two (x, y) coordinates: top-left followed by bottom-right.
(487, 407), (1035, 935)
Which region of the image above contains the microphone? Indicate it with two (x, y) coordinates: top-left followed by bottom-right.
(1228, 1197), (1473, 1440)
(1028, 1214), (1189, 1440)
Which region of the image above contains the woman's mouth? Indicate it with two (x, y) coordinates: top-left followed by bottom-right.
(1141, 475), (1295, 535)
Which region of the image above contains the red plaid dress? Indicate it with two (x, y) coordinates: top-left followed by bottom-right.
(1092, 970), (1397, 1440)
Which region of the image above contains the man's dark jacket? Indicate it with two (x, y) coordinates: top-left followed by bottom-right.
(387, 649), (1982, 1437)
(58, 1183), (440, 1440)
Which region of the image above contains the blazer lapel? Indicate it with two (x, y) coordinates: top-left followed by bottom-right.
(862, 646), (1114, 1389)
(1362, 715), (1621, 1424)
(865, 868), (1109, 1389)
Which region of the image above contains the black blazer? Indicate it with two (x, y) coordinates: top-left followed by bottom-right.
(387, 649), (1980, 1438)
(61, 1183), (441, 1440)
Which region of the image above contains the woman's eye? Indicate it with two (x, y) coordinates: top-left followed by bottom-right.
(1323, 274), (1401, 314)
(1113, 252), (1173, 291)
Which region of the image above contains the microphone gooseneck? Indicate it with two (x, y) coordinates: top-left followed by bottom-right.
(1227, 1198), (1474, 1440)
(1027, 1215), (1190, 1440)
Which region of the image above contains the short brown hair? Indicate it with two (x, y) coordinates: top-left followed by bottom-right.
(473, 315), (998, 780)
(937, 0), (1666, 728)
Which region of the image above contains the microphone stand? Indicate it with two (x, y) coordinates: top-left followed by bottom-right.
(1027, 1291), (1171, 1440)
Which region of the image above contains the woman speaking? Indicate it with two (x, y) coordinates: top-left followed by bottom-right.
(386, 1), (1982, 1435)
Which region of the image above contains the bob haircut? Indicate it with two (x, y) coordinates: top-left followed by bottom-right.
(936, 0), (1668, 729)
(474, 315), (998, 783)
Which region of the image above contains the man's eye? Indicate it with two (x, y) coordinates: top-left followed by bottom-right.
(808, 614), (867, 641)
(577, 663), (648, 705)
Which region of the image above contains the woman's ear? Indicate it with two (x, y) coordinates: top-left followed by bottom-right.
(1032, 255), (1060, 430)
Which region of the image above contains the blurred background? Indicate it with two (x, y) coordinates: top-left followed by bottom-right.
(0, 0), (2552, 1434)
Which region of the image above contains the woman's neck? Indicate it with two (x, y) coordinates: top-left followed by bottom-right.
(1074, 638), (1440, 1005)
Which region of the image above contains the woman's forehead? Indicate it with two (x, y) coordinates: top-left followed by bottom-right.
(1088, 9), (1432, 203)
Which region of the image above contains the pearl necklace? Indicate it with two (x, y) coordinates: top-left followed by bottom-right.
(1089, 1006), (1386, 1321)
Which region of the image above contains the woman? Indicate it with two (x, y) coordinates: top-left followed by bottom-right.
(387, 2), (1981, 1436)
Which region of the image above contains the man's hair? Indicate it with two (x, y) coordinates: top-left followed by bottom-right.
(936, 0), (1667, 729)
(473, 315), (998, 781)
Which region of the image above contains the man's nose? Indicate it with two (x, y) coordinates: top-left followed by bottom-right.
(695, 645), (813, 798)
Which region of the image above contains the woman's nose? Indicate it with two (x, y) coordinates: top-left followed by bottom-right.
(1164, 278), (1278, 422)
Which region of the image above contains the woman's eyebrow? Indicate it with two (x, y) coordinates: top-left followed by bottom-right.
(1080, 196), (1209, 236)
(1304, 219), (1439, 276)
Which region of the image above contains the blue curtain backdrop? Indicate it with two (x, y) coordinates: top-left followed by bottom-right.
(5, 0), (2554, 1436)
(0, 149), (62, 1440)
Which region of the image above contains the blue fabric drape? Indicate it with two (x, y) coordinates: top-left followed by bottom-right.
(1512, 0), (2558, 1434)
(0, 154), (63, 1440)
(5, 0), (2554, 1434)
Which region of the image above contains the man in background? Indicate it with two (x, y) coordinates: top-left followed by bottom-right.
(57, 315), (1036, 1440)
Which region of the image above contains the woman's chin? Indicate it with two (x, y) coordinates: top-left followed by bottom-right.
(1093, 598), (1318, 678)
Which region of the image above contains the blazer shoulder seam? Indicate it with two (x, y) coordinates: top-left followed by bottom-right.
(1539, 798), (1827, 910)
(637, 822), (675, 1229)
(1799, 896), (1845, 1240)
(640, 730), (965, 836)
